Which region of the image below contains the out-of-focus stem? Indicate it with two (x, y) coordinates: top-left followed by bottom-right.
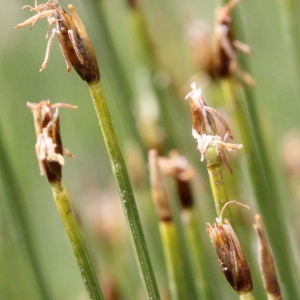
(183, 209), (215, 300)
(88, 81), (160, 299)
(160, 221), (187, 300)
(50, 181), (104, 300)
(279, 0), (300, 83)
(149, 150), (197, 300)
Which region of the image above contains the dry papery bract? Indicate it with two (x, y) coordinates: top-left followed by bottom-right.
(27, 100), (76, 182)
(15, 1), (100, 83)
(186, 83), (243, 172)
(254, 215), (282, 300)
(207, 217), (253, 293)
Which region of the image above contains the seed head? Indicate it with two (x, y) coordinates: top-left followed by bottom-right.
(186, 0), (254, 85)
(214, 0), (254, 85)
(207, 218), (253, 293)
(254, 215), (282, 300)
(15, 1), (100, 83)
(158, 151), (195, 209)
(186, 83), (243, 172)
(149, 150), (173, 222)
(27, 100), (76, 183)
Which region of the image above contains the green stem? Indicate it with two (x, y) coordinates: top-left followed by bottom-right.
(87, 0), (143, 148)
(205, 144), (230, 218)
(279, 0), (300, 82)
(50, 181), (104, 300)
(159, 221), (186, 300)
(184, 209), (215, 300)
(88, 81), (160, 299)
(221, 78), (300, 297)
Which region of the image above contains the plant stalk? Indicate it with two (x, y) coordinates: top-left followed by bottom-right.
(206, 144), (231, 219)
(50, 181), (104, 300)
(88, 81), (160, 299)
(183, 209), (215, 300)
(159, 221), (187, 300)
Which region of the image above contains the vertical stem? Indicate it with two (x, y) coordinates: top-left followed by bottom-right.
(205, 144), (231, 219)
(207, 163), (229, 216)
(50, 181), (104, 300)
(184, 209), (215, 300)
(159, 221), (187, 300)
(88, 81), (160, 299)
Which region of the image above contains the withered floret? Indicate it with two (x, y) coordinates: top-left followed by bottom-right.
(27, 100), (76, 182)
(185, 83), (243, 172)
(207, 219), (253, 293)
(15, 1), (100, 83)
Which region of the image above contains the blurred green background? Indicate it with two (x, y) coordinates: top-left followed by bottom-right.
(1, 0), (300, 299)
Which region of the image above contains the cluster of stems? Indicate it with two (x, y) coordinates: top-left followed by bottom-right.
(16, 1), (160, 299)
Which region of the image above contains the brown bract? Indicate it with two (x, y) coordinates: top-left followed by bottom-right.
(15, 1), (100, 83)
(254, 215), (282, 300)
(27, 100), (76, 183)
(207, 218), (253, 293)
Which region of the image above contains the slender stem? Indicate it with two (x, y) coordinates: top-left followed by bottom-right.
(87, 0), (143, 148)
(184, 209), (215, 300)
(205, 144), (230, 218)
(88, 81), (160, 299)
(279, 0), (300, 82)
(50, 181), (104, 300)
(159, 221), (186, 300)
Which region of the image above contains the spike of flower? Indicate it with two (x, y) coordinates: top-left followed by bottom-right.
(158, 151), (196, 209)
(214, 0), (254, 85)
(27, 100), (76, 183)
(149, 150), (173, 222)
(15, 1), (100, 83)
(207, 218), (253, 293)
(254, 215), (282, 300)
(186, 83), (243, 171)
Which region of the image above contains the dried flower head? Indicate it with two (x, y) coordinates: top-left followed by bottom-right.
(187, 0), (254, 85)
(207, 218), (253, 293)
(15, 1), (100, 83)
(149, 150), (173, 222)
(27, 100), (76, 182)
(214, 0), (254, 85)
(158, 151), (195, 209)
(254, 215), (282, 300)
(186, 83), (242, 172)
